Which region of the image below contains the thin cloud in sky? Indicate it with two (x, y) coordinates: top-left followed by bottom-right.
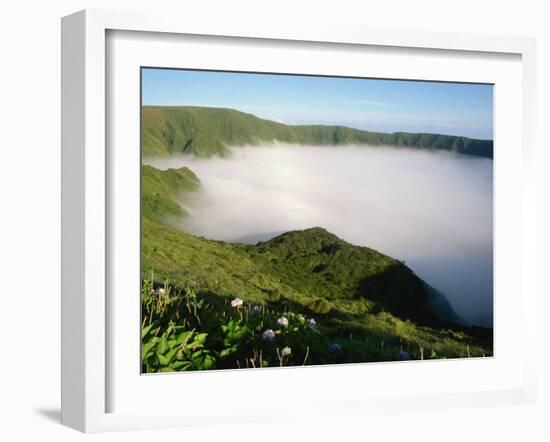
(348, 98), (389, 107)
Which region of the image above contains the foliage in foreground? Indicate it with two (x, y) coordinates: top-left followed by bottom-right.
(141, 277), (492, 373)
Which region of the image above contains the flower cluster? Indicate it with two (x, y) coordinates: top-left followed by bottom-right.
(230, 297), (243, 307)
(277, 316), (289, 328)
(262, 329), (276, 341)
(281, 346), (292, 357)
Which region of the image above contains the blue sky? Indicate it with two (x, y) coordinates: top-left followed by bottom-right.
(142, 68), (493, 139)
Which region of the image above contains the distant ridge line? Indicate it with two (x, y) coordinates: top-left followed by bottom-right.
(141, 105), (493, 158)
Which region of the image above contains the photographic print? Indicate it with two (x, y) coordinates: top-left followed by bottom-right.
(140, 68), (493, 373)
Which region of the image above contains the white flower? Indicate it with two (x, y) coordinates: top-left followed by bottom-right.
(307, 318), (316, 327)
(281, 346), (292, 357)
(277, 317), (289, 327)
(297, 314), (305, 322)
(231, 298), (243, 307)
(262, 329), (275, 341)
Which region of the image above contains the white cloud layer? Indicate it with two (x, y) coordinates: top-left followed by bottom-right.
(146, 144), (493, 326)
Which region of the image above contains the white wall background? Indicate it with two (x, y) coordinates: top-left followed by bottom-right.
(0, 1), (547, 440)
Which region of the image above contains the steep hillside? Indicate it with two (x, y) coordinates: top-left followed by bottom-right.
(141, 105), (494, 158)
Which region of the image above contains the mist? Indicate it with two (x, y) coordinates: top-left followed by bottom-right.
(145, 144), (493, 326)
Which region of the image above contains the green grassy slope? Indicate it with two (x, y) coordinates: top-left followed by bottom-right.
(142, 220), (438, 324)
(142, 106), (494, 158)
(141, 164), (200, 219)
(140, 165), (492, 371)
(246, 228), (439, 325)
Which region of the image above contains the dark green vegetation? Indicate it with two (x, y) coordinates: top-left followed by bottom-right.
(142, 106), (494, 158)
(141, 164), (493, 372)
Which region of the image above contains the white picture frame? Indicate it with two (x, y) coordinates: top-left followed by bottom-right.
(61, 9), (538, 433)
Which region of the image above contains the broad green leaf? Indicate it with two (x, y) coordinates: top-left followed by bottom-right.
(219, 347), (237, 358)
(200, 355), (216, 370)
(186, 340), (203, 351)
(157, 349), (177, 365)
(141, 324), (154, 339)
(157, 336), (169, 354)
(165, 348), (178, 363)
(169, 361), (192, 370)
(141, 341), (157, 358)
(176, 331), (193, 345)
(195, 333), (208, 345)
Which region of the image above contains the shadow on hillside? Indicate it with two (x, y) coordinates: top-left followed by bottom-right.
(355, 264), (493, 343)
(355, 262), (438, 326)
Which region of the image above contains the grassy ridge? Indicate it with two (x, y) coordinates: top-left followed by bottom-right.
(140, 165), (493, 371)
(141, 164), (200, 219)
(142, 106), (494, 158)
(142, 220), (438, 325)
